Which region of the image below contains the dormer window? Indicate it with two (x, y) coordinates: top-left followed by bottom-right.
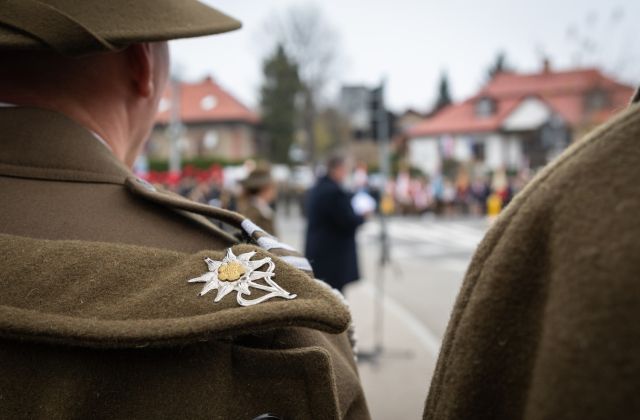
(200, 95), (218, 111)
(475, 97), (496, 117)
(585, 89), (609, 112)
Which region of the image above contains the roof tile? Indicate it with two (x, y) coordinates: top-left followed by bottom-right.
(409, 68), (634, 138)
(156, 77), (259, 125)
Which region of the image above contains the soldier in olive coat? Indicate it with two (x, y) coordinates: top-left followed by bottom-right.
(0, 2), (369, 419)
(424, 94), (640, 419)
(239, 167), (279, 236)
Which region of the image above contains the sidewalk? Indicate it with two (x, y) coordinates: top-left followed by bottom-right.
(346, 281), (437, 419)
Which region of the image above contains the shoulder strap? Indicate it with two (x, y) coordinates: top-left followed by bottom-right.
(125, 176), (314, 276)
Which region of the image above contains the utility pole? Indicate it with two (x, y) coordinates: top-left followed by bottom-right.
(358, 80), (411, 364)
(168, 76), (183, 176)
(374, 79), (390, 355)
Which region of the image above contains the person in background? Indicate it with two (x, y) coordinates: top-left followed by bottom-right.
(413, 175), (432, 214)
(305, 155), (367, 293)
(455, 169), (471, 215)
(239, 166), (278, 235)
(395, 167), (413, 215)
(470, 175), (491, 215)
(352, 160), (370, 192)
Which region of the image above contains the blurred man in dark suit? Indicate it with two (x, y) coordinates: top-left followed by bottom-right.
(305, 156), (367, 293)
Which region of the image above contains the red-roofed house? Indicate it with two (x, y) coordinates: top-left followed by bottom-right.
(407, 66), (634, 176)
(147, 77), (260, 162)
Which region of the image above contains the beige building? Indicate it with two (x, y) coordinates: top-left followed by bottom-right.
(148, 77), (260, 162)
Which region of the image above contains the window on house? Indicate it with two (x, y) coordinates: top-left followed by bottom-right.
(200, 95), (218, 111)
(475, 97), (496, 118)
(471, 139), (486, 161)
(585, 89), (609, 112)
(203, 130), (219, 150)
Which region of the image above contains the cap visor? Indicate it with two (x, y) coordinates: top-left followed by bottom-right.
(0, 0), (241, 50)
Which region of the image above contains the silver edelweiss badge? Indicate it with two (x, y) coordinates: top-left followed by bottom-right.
(188, 248), (297, 307)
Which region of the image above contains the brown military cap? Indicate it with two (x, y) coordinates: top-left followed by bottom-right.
(0, 0), (241, 55)
(241, 167), (275, 191)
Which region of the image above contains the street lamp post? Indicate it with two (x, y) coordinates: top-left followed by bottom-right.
(358, 79), (412, 364)
(168, 76), (183, 176)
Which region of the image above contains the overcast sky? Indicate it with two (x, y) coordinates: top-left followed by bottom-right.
(170, 0), (639, 112)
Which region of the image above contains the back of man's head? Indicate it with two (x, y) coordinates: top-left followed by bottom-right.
(327, 156), (346, 173)
(0, 0), (240, 166)
(0, 44), (170, 166)
(0, 49), (131, 106)
(326, 154), (349, 184)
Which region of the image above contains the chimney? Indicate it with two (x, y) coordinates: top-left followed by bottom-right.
(542, 58), (551, 74)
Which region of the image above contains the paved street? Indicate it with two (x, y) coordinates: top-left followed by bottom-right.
(277, 211), (490, 420)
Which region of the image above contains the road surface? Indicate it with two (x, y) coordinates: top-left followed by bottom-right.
(277, 212), (489, 420)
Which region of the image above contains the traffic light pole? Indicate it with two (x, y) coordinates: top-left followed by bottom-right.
(374, 79), (390, 356)
(358, 80), (412, 365)
(168, 76), (183, 176)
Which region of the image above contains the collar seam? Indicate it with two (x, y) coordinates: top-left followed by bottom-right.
(0, 163), (126, 184)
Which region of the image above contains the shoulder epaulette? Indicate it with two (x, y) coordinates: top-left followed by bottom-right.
(0, 234), (350, 349)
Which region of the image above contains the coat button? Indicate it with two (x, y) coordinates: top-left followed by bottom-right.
(252, 414), (282, 420)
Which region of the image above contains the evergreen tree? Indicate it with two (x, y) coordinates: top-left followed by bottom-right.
(432, 72), (452, 115)
(488, 51), (510, 79)
(260, 44), (302, 163)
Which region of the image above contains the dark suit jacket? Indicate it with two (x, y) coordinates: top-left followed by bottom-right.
(305, 176), (364, 290)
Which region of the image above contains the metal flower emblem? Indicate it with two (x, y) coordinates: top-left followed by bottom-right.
(188, 248), (297, 307)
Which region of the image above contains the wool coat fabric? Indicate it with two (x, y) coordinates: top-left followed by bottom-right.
(0, 107), (370, 420)
(424, 102), (640, 420)
(304, 176), (365, 291)
(239, 199), (277, 237)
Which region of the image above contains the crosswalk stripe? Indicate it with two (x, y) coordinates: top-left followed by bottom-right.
(364, 222), (482, 246)
(397, 222), (482, 247)
(360, 219), (487, 260)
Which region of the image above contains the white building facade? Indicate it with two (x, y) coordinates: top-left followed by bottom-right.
(409, 97), (568, 177)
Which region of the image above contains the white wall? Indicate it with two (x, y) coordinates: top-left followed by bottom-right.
(506, 135), (524, 169)
(453, 135), (473, 161)
(485, 134), (505, 170)
(502, 97), (552, 131)
(409, 137), (440, 176)
(410, 132), (526, 176)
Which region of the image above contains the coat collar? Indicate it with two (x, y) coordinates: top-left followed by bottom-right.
(0, 107), (130, 184)
(320, 174), (338, 185)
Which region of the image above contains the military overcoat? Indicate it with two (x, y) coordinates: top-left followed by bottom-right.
(238, 199), (277, 237)
(424, 102), (640, 419)
(0, 107), (370, 419)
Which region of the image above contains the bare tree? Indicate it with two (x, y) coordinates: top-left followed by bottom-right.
(565, 7), (639, 83)
(260, 3), (341, 165)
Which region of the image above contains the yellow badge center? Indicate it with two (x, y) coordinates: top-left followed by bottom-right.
(218, 261), (246, 282)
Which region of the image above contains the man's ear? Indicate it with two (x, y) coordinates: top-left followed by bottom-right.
(126, 43), (154, 98)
